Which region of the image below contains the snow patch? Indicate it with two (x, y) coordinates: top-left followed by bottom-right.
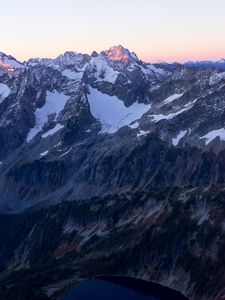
(59, 147), (72, 158)
(129, 121), (139, 129)
(140, 64), (168, 77)
(149, 104), (194, 122)
(200, 128), (225, 145)
(0, 83), (10, 102)
(137, 130), (150, 138)
(54, 141), (62, 148)
(42, 124), (64, 138)
(172, 130), (188, 146)
(27, 91), (69, 141)
(87, 87), (151, 133)
(62, 69), (83, 81)
(163, 93), (184, 105)
(90, 56), (119, 83)
(40, 150), (49, 157)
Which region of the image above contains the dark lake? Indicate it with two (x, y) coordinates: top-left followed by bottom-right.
(62, 276), (189, 300)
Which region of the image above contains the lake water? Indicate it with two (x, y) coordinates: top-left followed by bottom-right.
(62, 276), (188, 300)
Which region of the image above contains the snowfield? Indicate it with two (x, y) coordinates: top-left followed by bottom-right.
(90, 56), (120, 84)
(0, 83), (11, 103)
(27, 91), (69, 141)
(172, 130), (188, 146)
(62, 69), (84, 81)
(87, 87), (151, 133)
(200, 128), (225, 145)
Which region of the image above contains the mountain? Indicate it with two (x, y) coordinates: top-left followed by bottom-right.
(0, 45), (225, 300)
(0, 52), (24, 71)
(183, 59), (225, 70)
(1, 46), (225, 211)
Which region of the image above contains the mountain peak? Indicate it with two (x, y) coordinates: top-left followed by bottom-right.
(0, 52), (24, 70)
(217, 58), (225, 64)
(103, 45), (138, 64)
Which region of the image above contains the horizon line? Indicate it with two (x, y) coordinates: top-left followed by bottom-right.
(1, 47), (224, 65)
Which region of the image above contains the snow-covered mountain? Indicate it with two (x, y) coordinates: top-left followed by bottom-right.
(0, 52), (24, 72)
(0, 45), (225, 211)
(1, 46), (225, 300)
(183, 58), (225, 70)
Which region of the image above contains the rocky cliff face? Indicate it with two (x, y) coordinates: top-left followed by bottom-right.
(0, 46), (225, 300)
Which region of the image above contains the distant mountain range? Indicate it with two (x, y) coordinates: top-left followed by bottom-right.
(1, 46), (225, 70)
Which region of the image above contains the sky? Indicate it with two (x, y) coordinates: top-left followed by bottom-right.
(1, 0), (225, 63)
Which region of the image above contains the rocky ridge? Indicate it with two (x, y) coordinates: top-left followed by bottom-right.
(0, 45), (225, 300)
(0, 46), (225, 211)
